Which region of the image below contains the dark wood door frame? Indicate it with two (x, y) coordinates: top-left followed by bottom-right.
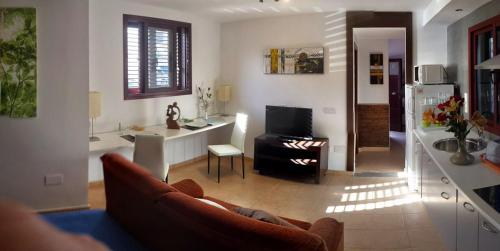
(346, 11), (413, 172)
(389, 58), (404, 132)
(354, 43), (359, 154)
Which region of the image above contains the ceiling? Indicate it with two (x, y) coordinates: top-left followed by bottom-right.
(127, 0), (434, 22)
(354, 28), (405, 40)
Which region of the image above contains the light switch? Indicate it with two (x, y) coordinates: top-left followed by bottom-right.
(45, 174), (64, 186)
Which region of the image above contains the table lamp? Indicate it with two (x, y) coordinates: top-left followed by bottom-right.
(89, 91), (102, 142)
(217, 85), (231, 116)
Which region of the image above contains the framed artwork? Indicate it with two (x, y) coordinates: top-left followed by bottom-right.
(369, 53), (384, 85)
(0, 8), (37, 118)
(264, 47), (324, 74)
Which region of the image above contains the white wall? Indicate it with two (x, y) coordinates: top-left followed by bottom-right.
(0, 0), (89, 211)
(87, 0), (222, 180)
(356, 38), (389, 104)
(414, 10), (448, 66)
(89, 0), (221, 133)
(220, 13), (347, 170)
(389, 39), (405, 59)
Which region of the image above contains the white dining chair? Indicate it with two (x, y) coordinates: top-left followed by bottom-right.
(133, 134), (170, 183)
(208, 113), (248, 183)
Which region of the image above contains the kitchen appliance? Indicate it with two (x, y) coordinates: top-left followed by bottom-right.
(413, 64), (447, 84)
(474, 184), (500, 214)
(486, 139), (500, 164)
(405, 83), (456, 192)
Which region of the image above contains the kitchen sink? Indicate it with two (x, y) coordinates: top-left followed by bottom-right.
(433, 138), (487, 153)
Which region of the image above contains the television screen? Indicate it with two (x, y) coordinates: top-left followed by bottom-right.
(265, 106), (312, 139)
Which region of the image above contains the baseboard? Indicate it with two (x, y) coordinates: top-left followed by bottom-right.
(89, 181), (104, 187)
(170, 155), (210, 169)
(358, 147), (390, 152)
(37, 204), (90, 214)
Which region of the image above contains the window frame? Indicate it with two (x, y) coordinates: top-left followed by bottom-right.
(469, 15), (500, 135)
(123, 14), (192, 100)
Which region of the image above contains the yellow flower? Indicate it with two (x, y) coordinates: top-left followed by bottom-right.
(446, 97), (461, 113)
(470, 111), (487, 129)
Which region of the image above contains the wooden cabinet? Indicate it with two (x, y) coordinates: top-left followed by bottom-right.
(478, 214), (500, 251)
(457, 190), (479, 251)
(421, 149), (457, 251)
(253, 134), (329, 184)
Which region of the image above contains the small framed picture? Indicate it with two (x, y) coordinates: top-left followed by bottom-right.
(370, 53), (384, 85)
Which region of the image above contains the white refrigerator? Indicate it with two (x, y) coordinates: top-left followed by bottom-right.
(405, 83), (455, 192)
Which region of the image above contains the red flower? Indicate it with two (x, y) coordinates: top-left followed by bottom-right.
(436, 112), (448, 122)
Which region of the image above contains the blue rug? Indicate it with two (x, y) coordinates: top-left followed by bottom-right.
(43, 209), (148, 251)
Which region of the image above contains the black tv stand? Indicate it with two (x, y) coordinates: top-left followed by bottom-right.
(253, 134), (329, 184)
(277, 135), (313, 142)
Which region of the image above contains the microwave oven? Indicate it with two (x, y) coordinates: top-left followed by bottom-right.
(414, 64), (447, 84)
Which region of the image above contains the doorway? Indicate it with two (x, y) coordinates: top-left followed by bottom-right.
(346, 11), (413, 173)
(352, 27), (407, 174)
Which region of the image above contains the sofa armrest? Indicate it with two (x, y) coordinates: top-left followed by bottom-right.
(170, 179), (204, 198)
(308, 218), (344, 251)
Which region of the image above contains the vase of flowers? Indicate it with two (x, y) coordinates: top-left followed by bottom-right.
(197, 85), (212, 121)
(435, 96), (487, 165)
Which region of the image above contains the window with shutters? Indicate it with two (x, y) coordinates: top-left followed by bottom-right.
(123, 15), (191, 99)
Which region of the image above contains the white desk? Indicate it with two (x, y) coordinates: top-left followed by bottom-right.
(89, 116), (236, 153)
(88, 116), (235, 182)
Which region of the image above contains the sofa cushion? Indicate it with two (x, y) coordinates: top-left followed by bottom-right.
(233, 207), (302, 230)
(196, 198), (229, 211)
(204, 196), (312, 230)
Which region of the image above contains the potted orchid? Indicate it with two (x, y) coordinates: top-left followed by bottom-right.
(197, 85), (213, 121)
(435, 96), (487, 165)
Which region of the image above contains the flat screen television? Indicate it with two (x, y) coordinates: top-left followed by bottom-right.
(265, 106), (313, 139)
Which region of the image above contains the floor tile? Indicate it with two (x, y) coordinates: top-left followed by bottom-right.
(345, 229), (410, 249)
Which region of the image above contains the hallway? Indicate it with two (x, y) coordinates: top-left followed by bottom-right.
(355, 131), (406, 174)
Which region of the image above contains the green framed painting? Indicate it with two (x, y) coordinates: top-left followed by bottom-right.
(0, 8), (37, 118)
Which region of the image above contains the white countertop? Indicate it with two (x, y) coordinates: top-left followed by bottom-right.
(89, 116), (236, 153)
(414, 129), (500, 230)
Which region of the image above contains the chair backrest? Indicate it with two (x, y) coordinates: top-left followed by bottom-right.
(133, 134), (166, 181)
(230, 113), (248, 152)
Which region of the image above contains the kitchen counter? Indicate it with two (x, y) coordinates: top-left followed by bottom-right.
(414, 129), (500, 230)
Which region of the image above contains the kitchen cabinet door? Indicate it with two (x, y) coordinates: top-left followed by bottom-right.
(478, 214), (500, 251)
(457, 191), (478, 251)
(414, 141), (423, 196)
(421, 150), (434, 203)
(421, 150), (457, 251)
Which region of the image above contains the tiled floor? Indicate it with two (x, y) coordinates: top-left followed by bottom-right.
(89, 157), (447, 251)
(356, 131), (406, 174)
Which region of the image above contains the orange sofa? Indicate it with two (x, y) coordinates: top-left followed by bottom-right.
(101, 153), (344, 251)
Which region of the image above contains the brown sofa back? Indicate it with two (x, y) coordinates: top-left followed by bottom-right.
(101, 153), (328, 251)
(101, 154), (177, 250)
(155, 192), (326, 251)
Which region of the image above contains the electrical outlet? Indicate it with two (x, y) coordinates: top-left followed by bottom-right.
(45, 174), (64, 186)
(323, 107), (336, 114)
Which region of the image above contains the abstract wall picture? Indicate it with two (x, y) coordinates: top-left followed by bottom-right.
(369, 53), (384, 85)
(264, 47), (324, 74)
(0, 8), (37, 118)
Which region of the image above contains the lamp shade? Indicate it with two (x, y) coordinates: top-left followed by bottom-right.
(89, 91), (102, 118)
(217, 85), (231, 102)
